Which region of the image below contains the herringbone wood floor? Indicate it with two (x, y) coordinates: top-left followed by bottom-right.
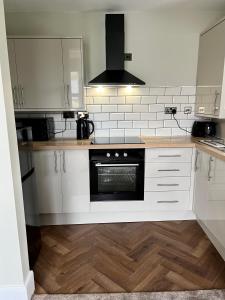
(34, 221), (225, 294)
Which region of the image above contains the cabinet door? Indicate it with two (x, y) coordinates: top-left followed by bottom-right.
(194, 150), (210, 225)
(61, 150), (90, 213)
(7, 39), (19, 109)
(196, 20), (225, 117)
(207, 157), (225, 248)
(33, 151), (62, 214)
(62, 39), (84, 110)
(14, 38), (65, 110)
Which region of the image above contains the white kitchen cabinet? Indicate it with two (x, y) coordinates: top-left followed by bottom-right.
(61, 150), (90, 213)
(195, 18), (225, 118)
(7, 39), (19, 109)
(33, 150), (90, 215)
(194, 149), (225, 260)
(33, 151), (62, 214)
(62, 39), (84, 110)
(7, 37), (84, 111)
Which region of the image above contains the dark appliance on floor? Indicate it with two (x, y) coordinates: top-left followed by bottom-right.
(16, 117), (55, 141)
(76, 112), (95, 139)
(16, 126), (41, 269)
(90, 147), (145, 202)
(191, 121), (216, 138)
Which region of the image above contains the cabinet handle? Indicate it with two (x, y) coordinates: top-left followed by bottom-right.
(21, 86), (24, 106)
(158, 169), (180, 172)
(63, 151), (66, 173)
(157, 183), (179, 187)
(54, 151), (58, 173)
(66, 84), (70, 107)
(208, 156), (214, 181)
(214, 91), (220, 114)
(157, 200), (179, 203)
(195, 150), (199, 172)
(12, 86), (17, 106)
(158, 155), (181, 158)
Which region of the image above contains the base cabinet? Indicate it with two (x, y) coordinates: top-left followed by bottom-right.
(194, 149), (225, 259)
(33, 150), (90, 215)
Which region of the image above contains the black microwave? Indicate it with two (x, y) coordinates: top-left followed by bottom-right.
(16, 117), (55, 141)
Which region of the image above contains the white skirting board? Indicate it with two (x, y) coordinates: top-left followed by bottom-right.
(0, 271), (34, 300)
(39, 210), (196, 225)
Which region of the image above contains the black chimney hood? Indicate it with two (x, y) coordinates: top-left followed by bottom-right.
(88, 14), (145, 86)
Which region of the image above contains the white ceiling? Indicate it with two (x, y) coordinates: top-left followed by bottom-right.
(4, 0), (225, 13)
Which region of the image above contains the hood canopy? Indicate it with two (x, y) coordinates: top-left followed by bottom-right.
(88, 14), (145, 86)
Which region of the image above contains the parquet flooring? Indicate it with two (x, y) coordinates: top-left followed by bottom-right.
(34, 221), (225, 294)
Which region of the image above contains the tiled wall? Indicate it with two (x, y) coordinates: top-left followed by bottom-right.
(16, 86), (198, 138)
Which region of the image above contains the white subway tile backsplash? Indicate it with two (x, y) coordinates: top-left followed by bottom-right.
(125, 113), (140, 121)
(87, 87), (117, 97)
(149, 87), (165, 96)
(189, 96), (196, 104)
(93, 97), (110, 104)
(62, 130), (76, 138)
(157, 96), (172, 104)
(149, 120), (163, 128)
(133, 105), (149, 112)
(86, 105), (101, 113)
(94, 113), (110, 121)
(110, 96), (125, 104)
(125, 129), (141, 136)
(173, 96), (188, 104)
(156, 128), (172, 136)
(84, 97), (94, 105)
(179, 120), (195, 127)
(95, 129), (110, 137)
(118, 121), (133, 128)
(164, 120), (177, 128)
(118, 87), (149, 96)
(110, 129), (125, 137)
(118, 105), (133, 112)
(172, 128), (187, 136)
(149, 104), (164, 113)
(110, 113), (124, 120)
(141, 96), (157, 104)
(133, 121), (148, 128)
(141, 113), (157, 120)
(102, 105), (117, 112)
(181, 86), (196, 95)
(102, 121), (117, 129)
(54, 121), (69, 130)
(165, 87), (181, 96)
(157, 112), (171, 120)
(141, 129), (156, 136)
(126, 96), (141, 104)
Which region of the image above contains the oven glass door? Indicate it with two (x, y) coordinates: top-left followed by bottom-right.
(90, 162), (144, 201)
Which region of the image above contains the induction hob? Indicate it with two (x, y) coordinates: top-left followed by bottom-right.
(91, 136), (144, 145)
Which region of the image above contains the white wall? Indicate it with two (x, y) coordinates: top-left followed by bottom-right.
(5, 9), (225, 86)
(0, 0), (34, 299)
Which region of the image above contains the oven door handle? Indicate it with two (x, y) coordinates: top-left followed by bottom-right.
(95, 163), (140, 167)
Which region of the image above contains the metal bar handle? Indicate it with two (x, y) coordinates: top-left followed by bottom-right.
(63, 151), (66, 173)
(158, 155), (181, 158)
(214, 91), (220, 114)
(95, 163), (139, 167)
(54, 151), (58, 173)
(67, 84), (70, 106)
(158, 169), (180, 172)
(208, 156), (214, 181)
(195, 150), (199, 172)
(157, 200), (179, 203)
(157, 184), (179, 186)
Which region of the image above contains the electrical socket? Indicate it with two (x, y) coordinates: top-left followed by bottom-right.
(184, 107), (192, 114)
(165, 107), (177, 114)
(63, 111), (75, 119)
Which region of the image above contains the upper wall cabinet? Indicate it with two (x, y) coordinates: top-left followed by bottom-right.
(195, 19), (225, 119)
(7, 38), (84, 111)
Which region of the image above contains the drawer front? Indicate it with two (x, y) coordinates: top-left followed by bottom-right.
(144, 191), (190, 210)
(145, 177), (191, 191)
(146, 148), (193, 163)
(145, 162), (191, 177)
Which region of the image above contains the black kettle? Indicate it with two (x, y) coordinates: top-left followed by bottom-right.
(76, 115), (95, 140)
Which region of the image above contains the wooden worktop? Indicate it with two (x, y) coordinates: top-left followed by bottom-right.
(18, 136), (225, 161)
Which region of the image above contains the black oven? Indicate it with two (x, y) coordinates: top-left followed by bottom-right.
(90, 149), (145, 201)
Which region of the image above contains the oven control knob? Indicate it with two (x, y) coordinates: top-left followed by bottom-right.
(123, 152), (128, 157)
(106, 152), (111, 158)
(115, 152), (119, 157)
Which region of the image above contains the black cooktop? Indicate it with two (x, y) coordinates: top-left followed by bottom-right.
(91, 136), (144, 145)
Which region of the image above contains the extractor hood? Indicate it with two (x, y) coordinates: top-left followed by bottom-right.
(88, 14), (145, 86)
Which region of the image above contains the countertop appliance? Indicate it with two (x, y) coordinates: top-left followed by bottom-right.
(16, 117), (55, 141)
(88, 14), (145, 86)
(91, 136), (144, 145)
(90, 148), (145, 202)
(17, 126), (41, 269)
(191, 121), (216, 138)
(198, 138), (225, 151)
(76, 113), (94, 140)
